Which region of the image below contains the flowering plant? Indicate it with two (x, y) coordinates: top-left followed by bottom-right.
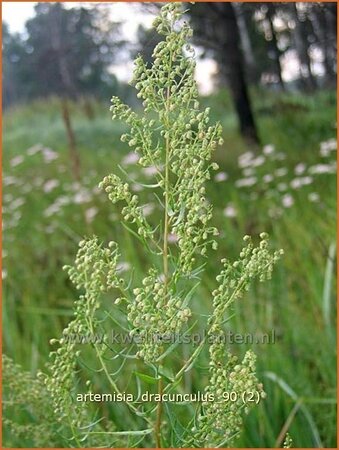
(40, 3), (283, 447)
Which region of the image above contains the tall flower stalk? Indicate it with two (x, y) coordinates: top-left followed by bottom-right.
(43, 3), (283, 447)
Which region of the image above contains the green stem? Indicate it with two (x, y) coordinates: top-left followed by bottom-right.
(154, 50), (172, 448)
(154, 375), (164, 448)
(86, 316), (153, 427)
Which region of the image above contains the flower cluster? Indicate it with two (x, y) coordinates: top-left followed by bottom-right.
(283, 433), (293, 448)
(3, 355), (60, 447)
(99, 174), (154, 240)
(44, 237), (123, 433)
(107, 2), (224, 278)
(64, 237), (123, 294)
(131, 4), (196, 112)
(40, 4), (285, 447)
(189, 234), (282, 447)
(128, 268), (191, 362)
(192, 348), (264, 447)
(209, 234), (283, 333)
(229, 140), (337, 218)
(170, 113), (222, 273)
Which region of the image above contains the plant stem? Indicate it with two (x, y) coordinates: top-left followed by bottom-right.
(154, 80), (171, 448)
(155, 376), (164, 447)
(85, 316), (153, 426)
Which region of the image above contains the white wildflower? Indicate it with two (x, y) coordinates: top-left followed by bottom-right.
(235, 177), (257, 187)
(300, 176), (313, 185)
(10, 155), (24, 167)
(223, 204), (237, 218)
(116, 262), (131, 273)
(122, 152), (140, 165)
(294, 163), (306, 175)
(3, 175), (20, 186)
(42, 148), (58, 163)
(141, 203), (155, 217)
(55, 196), (71, 207)
(131, 183), (144, 192)
(263, 174), (274, 183)
(238, 151), (254, 168)
(320, 138), (336, 157)
(85, 207), (98, 223)
(73, 189), (92, 204)
(242, 167), (254, 177)
(214, 172), (228, 182)
(43, 179), (60, 193)
(168, 233), (179, 243)
(26, 144), (43, 156)
(282, 194), (294, 208)
(263, 144), (275, 155)
(252, 155), (265, 167)
(44, 204), (61, 217)
(3, 194), (13, 203)
(290, 178), (302, 189)
(142, 166), (158, 177)
(10, 198), (25, 210)
(275, 168), (288, 177)
(309, 164), (336, 174)
(308, 192), (320, 202)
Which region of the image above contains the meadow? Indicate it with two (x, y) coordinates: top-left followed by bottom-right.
(3, 88), (337, 447)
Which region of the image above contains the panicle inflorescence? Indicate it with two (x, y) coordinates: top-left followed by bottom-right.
(65, 237), (123, 294)
(107, 2), (223, 278)
(191, 347), (264, 447)
(99, 174), (154, 240)
(3, 355), (60, 447)
(98, 2), (225, 362)
(44, 237), (124, 431)
(128, 268), (191, 362)
(209, 233), (283, 333)
(188, 233), (283, 447)
(283, 433), (293, 448)
(38, 3), (285, 448)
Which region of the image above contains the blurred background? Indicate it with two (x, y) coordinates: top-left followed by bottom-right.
(2, 2), (337, 448)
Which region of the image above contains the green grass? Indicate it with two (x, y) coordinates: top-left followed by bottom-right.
(3, 89), (337, 447)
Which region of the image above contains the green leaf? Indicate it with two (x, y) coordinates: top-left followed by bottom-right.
(158, 366), (175, 383)
(134, 371), (159, 385)
(87, 429), (153, 436)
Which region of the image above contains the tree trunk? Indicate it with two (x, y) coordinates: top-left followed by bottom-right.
(61, 99), (81, 181)
(213, 3), (260, 145)
(310, 6), (336, 85)
(291, 3), (317, 91)
(266, 4), (285, 91)
(187, 2), (260, 144)
(50, 6), (81, 180)
(234, 4), (256, 82)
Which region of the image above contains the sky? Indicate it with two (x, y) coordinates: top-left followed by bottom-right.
(2, 2), (36, 32)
